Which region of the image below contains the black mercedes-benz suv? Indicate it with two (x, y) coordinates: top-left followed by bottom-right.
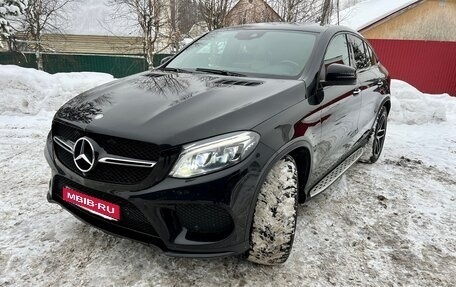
(45, 23), (390, 265)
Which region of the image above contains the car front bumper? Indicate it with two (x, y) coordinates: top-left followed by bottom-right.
(44, 132), (275, 257)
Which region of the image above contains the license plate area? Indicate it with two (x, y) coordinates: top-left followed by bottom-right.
(62, 186), (121, 221)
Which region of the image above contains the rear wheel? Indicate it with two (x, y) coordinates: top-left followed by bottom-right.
(247, 156), (298, 265)
(360, 106), (388, 163)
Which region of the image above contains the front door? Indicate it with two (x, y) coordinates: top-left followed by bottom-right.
(313, 33), (362, 182)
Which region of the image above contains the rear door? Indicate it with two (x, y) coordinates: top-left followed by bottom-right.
(348, 35), (387, 136)
(313, 33), (362, 182)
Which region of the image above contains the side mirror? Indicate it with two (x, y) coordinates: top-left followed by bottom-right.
(160, 56), (173, 66)
(325, 63), (357, 85)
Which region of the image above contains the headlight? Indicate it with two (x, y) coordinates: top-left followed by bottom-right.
(169, 131), (260, 178)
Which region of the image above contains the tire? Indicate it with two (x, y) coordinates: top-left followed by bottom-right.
(247, 156), (298, 265)
(360, 106), (388, 163)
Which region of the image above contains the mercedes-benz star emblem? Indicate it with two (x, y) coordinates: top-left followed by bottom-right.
(73, 137), (96, 172)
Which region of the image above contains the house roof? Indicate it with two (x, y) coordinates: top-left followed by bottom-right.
(335, 0), (422, 31)
(227, 0), (282, 21)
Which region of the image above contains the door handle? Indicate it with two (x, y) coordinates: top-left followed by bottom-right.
(353, 88), (361, 95)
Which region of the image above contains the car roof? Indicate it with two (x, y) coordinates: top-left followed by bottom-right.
(220, 22), (356, 34)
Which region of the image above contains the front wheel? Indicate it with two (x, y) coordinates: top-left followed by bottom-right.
(360, 106), (388, 163)
(247, 156), (298, 265)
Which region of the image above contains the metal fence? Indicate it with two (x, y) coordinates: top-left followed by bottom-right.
(0, 52), (172, 78)
(368, 39), (456, 96)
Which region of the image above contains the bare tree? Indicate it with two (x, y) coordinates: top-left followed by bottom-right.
(12, 0), (73, 69)
(339, 0), (363, 10)
(320, 0), (332, 25)
(335, 0), (339, 25)
(111, 0), (171, 67)
(267, 0), (320, 23)
(176, 0), (200, 35)
(197, 0), (233, 31)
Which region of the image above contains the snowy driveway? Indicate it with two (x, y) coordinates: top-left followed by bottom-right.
(0, 66), (455, 286)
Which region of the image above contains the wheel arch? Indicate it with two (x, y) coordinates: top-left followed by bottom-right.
(373, 97), (391, 131)
(264, 140), (313, 203)
(289, 147), (311, 203)
(382, 98), (391, 115)
(243, 139), (313, 242)
(370, 97), (391, 132)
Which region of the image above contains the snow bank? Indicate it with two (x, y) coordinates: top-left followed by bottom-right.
(0, 65), (114, 115)
(389, 79), (455, 125)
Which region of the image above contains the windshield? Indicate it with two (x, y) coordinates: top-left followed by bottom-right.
(165, 29), (316, 78)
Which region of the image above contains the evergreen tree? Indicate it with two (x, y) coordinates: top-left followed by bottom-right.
(0, 0), (28, 46)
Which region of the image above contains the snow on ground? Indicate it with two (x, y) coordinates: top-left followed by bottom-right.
(0, 66), (455, 286)
(0, 65), (114, 115)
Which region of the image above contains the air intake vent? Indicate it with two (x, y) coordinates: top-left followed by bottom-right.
(213, 79), (262, 87)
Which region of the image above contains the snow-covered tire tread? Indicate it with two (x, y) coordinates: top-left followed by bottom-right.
(247, 156), (298, 265)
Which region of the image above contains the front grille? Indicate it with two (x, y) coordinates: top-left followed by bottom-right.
(52, 121), (159, 185)
(53, 175), (158, 236)
(53, 122), (160, 161)
(176, 204), (234, 241)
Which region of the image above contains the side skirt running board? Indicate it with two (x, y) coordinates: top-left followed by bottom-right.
(309, 147), (364, 198)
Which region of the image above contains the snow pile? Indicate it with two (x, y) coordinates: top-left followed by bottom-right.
(0, 65), (114, 115)
(389, 79), (455, 125)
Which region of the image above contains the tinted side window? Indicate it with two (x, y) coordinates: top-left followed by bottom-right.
(365, 43), (378, 66)
(349, 35), (370, 70)
(324, 34), (350, 67)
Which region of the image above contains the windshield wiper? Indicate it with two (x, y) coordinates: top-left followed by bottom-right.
(195, 68), (246, 77)
(160, 67), (194, 73)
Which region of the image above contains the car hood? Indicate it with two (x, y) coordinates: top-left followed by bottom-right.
(55, 71), (304, 146)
